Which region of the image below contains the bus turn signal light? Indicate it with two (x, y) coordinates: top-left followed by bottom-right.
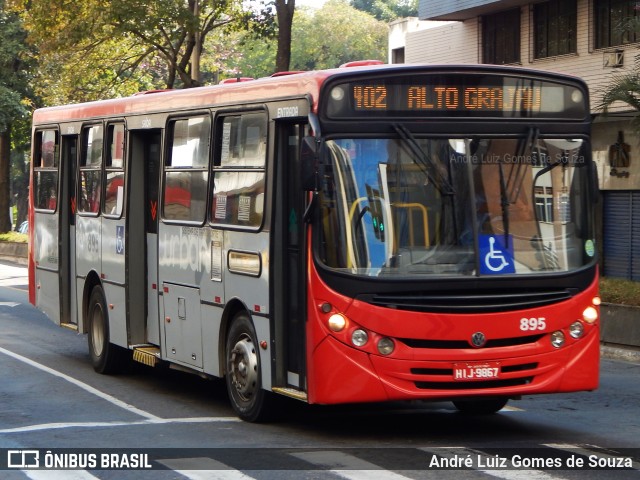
(328, 314), (347, 332)
(582, 306), (598, 324)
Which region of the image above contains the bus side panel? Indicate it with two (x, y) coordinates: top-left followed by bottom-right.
(222, 230), (272, 390)
(146, 233), (160, 345)
(163, 283), (203, 368)
(102, 282), (128, 348)
(200, 228), (225, 377)
(33, 211), (61, 325)
(158, 223), (208, 368)
(75, 215), (101, 328)
(101, 219), (125, 284)
(201, 303), (223, 377)
(101, 218), (127, 348)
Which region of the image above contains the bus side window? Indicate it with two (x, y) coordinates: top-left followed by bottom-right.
(79, 125), (103, 215)
(103, 123), (126, 217)
(163, 115), (210, 222)
(33, 129), (60, 212)
(211, 112), (267, 228)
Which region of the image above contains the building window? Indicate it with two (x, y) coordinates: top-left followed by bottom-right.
(392, 47), (405, 64)
(595, 0), (640, 49)
(482, 9), (521, 64)
(534, 0), (577, 58)
(535, 186), (554, 223)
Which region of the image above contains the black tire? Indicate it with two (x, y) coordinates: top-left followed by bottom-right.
(452, 398), (509, 414)
(87, 285), (129, 374)
(225, 312), (273, 422)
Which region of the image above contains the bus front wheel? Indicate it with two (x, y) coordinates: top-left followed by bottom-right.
(225, 313), (272, 422)
(452, 398), (509, 414)
(87, 285), (128, 374)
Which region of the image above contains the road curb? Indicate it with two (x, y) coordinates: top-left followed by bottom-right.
(601, 344), (640, 363)
(0, 243), (27, 265)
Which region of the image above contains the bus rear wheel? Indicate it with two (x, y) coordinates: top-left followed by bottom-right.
(87, 285), (129, 374)
(225, 313), (272, 422)
(452, 398), (509, 414)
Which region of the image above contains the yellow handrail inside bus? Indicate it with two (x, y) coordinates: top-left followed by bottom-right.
(392, 202), (430, 247)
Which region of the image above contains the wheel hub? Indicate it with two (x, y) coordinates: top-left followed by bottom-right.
(229, 336), (258, 400)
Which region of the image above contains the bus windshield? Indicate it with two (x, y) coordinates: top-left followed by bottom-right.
(317, 134), (595, 278)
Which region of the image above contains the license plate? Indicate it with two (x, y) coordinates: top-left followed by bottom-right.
(453, 362), (500, 381)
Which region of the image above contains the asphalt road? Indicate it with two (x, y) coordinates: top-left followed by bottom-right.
(0, 261), (639, 479)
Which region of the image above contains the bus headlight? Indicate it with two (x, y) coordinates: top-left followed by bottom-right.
(377, 337), (395, 355)
(351, 329), (368, 347)
(331, 87), (345, 101)
(582, 306), (598, 324)
(327, 314), (347, 332)
(569, 321), (584, 339)
(551, 330), (565, 348)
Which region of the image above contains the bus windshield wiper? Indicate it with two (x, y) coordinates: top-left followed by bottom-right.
(393, 123), (455, 196)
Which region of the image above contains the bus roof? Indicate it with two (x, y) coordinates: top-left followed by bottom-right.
(32, 63), (587, 126)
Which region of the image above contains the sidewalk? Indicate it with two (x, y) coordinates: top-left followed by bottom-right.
(0, 261), (29, 288)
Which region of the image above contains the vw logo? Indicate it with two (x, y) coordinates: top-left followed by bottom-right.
(470, 332), (487, 348)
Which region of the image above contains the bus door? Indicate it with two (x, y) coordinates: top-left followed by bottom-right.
(100, 123), (127, 346)
(273, 120), (307, 393)
(33, 128), (67, 327)
(60, 134), (78, 327)
(127, 130), (161, 348)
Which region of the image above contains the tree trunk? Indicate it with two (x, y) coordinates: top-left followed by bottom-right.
(12, 148), (29, 227)
(0, 126), (11, 232)
(275, 0), (295, 73)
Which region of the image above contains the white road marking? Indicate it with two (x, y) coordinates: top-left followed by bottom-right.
(158, 458), (256, 480)
(0, 416), (240, 434)
(292, 450), (413, 480)
(24, 471), (100, 479)
(0, 301), (20, 307)
(0, 345), (160, 420)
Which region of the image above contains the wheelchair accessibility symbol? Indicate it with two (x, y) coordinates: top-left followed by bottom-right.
(479, 234), (515, 274)
(116, 226), (125, 255)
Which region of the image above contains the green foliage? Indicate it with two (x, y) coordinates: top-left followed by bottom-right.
(596, 70), (640, 130)
(350, 0), (418, 22)
(0, 231), (27, 243)
(0, 7), (30, 129)
(600, 276), (640, 307)
(12, 0), (276, 103)
(230, 0), (388, 77)
(0, 5), (32, 232)
(291, 0), (388, 70)
(0, 88), (26, 134)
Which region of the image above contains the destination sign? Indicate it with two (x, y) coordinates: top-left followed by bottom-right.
(324, 74), (588, 119)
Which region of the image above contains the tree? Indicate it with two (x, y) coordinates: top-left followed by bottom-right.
(290, 0), (388, 70)
(227, 1), (387, 77)
(275, 0), (295, 72)
(350, 0), (417, 22)
(13, 0), (275, 102)
(10, 117), (30, 228)
(0, 4), (31, 232)
(597, 70), (640, 121)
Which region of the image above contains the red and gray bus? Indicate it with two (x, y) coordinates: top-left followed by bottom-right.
(29, 62), (599, 421)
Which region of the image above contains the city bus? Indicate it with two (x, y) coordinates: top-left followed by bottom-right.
(29, 62), (600, 421)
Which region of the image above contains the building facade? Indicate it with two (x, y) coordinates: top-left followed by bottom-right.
(390, 0), (640, 280)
